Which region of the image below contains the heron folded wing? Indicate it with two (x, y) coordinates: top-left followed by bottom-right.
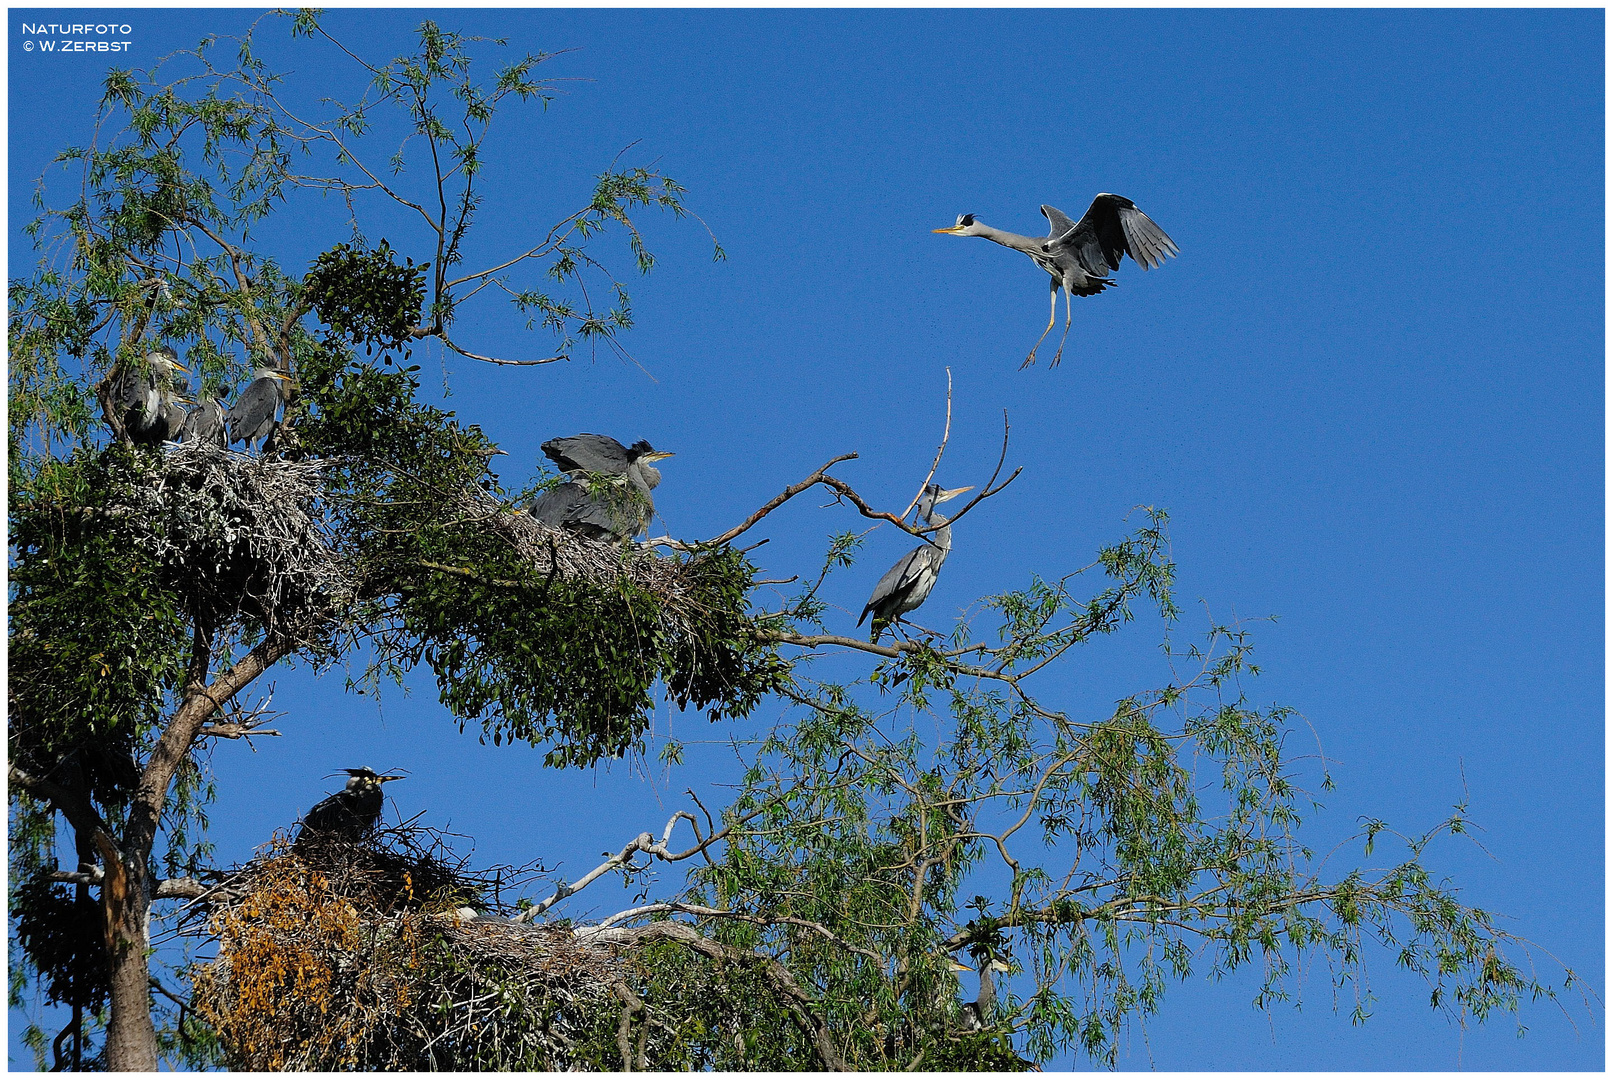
(542, 434), (632, 476)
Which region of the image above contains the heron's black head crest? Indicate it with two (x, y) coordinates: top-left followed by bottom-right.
(958, 214), (976, 227)
(627, 439), (657, 458)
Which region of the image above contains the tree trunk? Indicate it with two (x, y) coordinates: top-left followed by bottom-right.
(101, 857), (157, 1071)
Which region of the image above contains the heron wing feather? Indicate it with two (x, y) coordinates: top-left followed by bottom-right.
(542, 434), (631, 475)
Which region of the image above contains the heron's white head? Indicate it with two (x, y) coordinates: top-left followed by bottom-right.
(933, 213), (988, 237)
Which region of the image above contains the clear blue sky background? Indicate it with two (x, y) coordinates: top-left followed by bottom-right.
(8, 8), (1604, 1070)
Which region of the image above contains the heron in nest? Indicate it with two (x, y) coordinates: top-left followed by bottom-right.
(527, 434), (675, 542)
(951, 955), (1011, 1031)
(114, 346), (191, 444)
(294, 768), (404, 845)
(933, 193), (1178, 367)
(227, 366), (296, 451)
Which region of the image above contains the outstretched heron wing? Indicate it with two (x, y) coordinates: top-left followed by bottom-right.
(1040, 204), (1078, 240)
(1049, 194), (1179, 273)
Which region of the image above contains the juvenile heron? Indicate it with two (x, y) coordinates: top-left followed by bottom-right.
(294, 768), (404, 844)
(951, 956), (1011, 1031)
(934, 193), (1178, 367)
(528, 435), (673, 541)
(859, 483), (973, 642)
(226, 366), (295, 450)
(114, 347), (190, 443)
(179, 396), (229, 447)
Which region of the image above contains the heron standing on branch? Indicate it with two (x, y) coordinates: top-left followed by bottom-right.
(859, 483), (973, 642)
(294, 768), (404, 845)
(933, 193), (1178, 368)
(528, 434), (674, 542)
(226, 366), (295, 451)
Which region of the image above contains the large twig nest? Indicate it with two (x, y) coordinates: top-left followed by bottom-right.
(188, 834), (635, 1070)
(108, 442), (352, 639)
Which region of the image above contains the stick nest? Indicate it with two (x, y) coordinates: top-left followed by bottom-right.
(188, 831), (636, 1070)
(108, 442), (353, 641)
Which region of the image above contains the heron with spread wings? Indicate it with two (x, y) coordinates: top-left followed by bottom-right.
(934, 193), (1179, 368)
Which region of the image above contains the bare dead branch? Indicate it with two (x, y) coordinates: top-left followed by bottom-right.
(898, 366), (952, 522)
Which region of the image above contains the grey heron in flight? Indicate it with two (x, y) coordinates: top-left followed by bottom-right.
(294, 767), (404, 846)
(114, 346), (190, 444)
(179, 395), (228, 448)
(528, 435), (674, 542)
(934, 193), (1178, 368)
(226, 367), (295, 450)
(859, 483), (973, 642)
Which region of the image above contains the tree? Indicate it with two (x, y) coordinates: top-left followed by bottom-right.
(8, 13), (1590, 1071)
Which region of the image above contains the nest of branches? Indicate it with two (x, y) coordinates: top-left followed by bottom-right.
(188, 831), (634, 1071)
(109, 442), (353, 640)
(456, 487), (696, 596)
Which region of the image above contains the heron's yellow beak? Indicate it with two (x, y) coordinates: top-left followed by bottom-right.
(642, 450), (675, 462)
(378, 775), (405, 783)
(932, 226), (966, 235)
(936, 485), (974, 503)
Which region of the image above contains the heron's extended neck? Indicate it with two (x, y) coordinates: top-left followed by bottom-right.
(977, 959), (996, 1016)
(971, 223), (1044, 255)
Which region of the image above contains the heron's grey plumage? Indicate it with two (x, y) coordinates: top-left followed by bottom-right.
(116, 347), (190, 443)
(859, 483), (973, 641)
(294, 767), (403, 845)
(528, 435), (673, 542)
(934, 193), (1177, 366)
(955, 957), (1010, 1031)
(179, 397), (229, 447)
(226, 366), (293, 449)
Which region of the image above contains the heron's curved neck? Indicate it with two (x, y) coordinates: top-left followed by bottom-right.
(977, 959), (996, 1015)
(925, 510), (953, 556)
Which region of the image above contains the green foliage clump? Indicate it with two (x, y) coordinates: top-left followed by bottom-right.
(9, 448), (188, 797)
(305, 240), (428, 352)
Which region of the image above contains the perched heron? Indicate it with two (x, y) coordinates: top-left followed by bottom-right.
(179, 396), (229, 447)
(527, 435), (674, 542)
(859, 483), (973, 642)
(294, 767), (404, 845)
(226, 366), (295, 450)
(934, 193), (1178, 367)
(951, 956), (1011, 1031)
(114, 346), (190, 443)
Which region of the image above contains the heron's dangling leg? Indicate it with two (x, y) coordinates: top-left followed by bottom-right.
(1049, 286), (1074, 368)
(1021, 278), (1059, 370)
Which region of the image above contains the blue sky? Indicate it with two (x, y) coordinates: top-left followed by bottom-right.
(8, 8), (1603, 1070)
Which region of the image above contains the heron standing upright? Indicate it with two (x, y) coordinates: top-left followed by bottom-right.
(114, 346), (190, 444)
(859, 483), (973, 642)
(933, 193), (1178, 367)
(294, 768), (404, 845)
(527, 434), (674, 541)
(179, 396), (229, 447)
(226, 366), (295, 450)
(951, 956), (1011, 1031)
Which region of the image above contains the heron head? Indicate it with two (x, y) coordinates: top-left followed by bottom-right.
(628, 439), (675, 464)
(147, 346), (189, 375)
(341, 767), (405, 791)
(933, 213), (981, 236)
